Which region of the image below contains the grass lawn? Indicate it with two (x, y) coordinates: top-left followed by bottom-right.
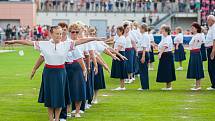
(0, 46), (215, 121)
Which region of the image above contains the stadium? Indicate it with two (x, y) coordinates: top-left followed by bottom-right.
(0, 0), (215, 121)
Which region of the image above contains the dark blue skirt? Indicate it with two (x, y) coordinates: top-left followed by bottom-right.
(125, 48), (135, 73)
(111, 51), (128, 79)
(149, 45), (155, 63)
(187, 51), (204, 80)
(200, 44), (207, 61)
(94, 63), (106, 90)
(133, 51), (139, 75)
(65, 62), (86, 102)
(156, 52), (176, 83)
(174, 44), (186, 62)
(86, 62), (95, 100)
(38, 67), (70, 108)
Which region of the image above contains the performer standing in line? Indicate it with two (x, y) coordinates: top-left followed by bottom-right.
(174, 27), (186, 71)
(187, 22), (204, 91)
(156, 25), (176, 90)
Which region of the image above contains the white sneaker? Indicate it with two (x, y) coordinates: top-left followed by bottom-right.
(71, 110), (76, 114)
(80, 110), (84, 114)
(190, 87), (201, 91)
(112, 87), (126, 91)
(176, 67), (183, 71)
(128, 79), (133, 84)
(67, 113), (71, 117)
(207, 87), (215, 90)
(137, 88), (143, 91)
(85, 104), (90, 109)
(72, 110), (84, 114)
(88, 104), (92, 107)
(75, 113), (81, 118)
(137, 88), (148, 91)
(161, 87), (172, 91)
(124, 79), (130, 84)
(92, 99), (98, 104)
(60, 119), (66, 121)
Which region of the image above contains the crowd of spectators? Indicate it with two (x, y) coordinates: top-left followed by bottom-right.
(36, 0), (202, 13)
(0, 24), (50, 41)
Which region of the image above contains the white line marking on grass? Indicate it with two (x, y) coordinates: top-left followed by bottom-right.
(102, 94), (109, 97)
(17, 94), (23, 96)
(185, 107), (192, 110)
(0, 50), (16, 53)
(181, 116), (189, 119)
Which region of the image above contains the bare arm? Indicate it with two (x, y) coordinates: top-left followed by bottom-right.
(103, 48), (120, 61)
(77, 58), (88, 81)
(30, 55), (44, 79)
(89, 50), (98, 75)
(158, 46), (167, 59)
(5, 40), (34, 46)
(75, 37), (105, 46)
(95, 53), (110, 73)
(107, 47), (127, 60)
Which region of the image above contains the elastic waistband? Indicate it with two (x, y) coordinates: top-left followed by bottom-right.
(190, 49), (200, 53)
(45, 64), (65, 68)
(65, 59), (79, 65)
(125, 48), (133, 51)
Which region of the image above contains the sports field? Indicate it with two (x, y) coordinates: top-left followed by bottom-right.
(0, 46), (215, 121)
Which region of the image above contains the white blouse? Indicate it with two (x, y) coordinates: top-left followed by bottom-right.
(137, 33), (150, 52)
(158, 35), (173, 52)
(34, 39), (75, 65)
(205, 23), (215, 47)
(114, 35), (126, 51)
(174, 33), (183, 44)
(66, 47), (84, 62)
(125, 34), (133, 48)
(189, 33), (204, 50)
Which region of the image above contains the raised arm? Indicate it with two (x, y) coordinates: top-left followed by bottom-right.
(5, 39), (34, 46)
(75, 37), (105, 46)
(107, 47), (127, 61)
(95, 53), (110, 73)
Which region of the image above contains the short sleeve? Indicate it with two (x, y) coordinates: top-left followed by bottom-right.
(65, 40), (75, 51)
(212, 26), (215, 40)
(163, 37), (169, 48)
(96, 41), (106, 53)
(34, 41), (40, 51)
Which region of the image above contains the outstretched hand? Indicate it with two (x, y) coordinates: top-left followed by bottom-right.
(5, 40), (15, 45)
(30, 69), (36, 80)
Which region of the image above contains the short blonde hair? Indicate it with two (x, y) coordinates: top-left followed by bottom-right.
(176, 27), (183, 33)
(68, 23), (80, 32)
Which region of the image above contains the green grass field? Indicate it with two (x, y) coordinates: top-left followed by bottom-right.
(0, 46), (215, 121)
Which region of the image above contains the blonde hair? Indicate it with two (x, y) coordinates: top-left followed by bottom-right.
(176, 27), (183, 33)
(68, 23), (80, 32)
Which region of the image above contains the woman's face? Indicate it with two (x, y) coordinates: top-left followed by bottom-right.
(191, 26), (197, 34)
(62, 27), (68, 37)
(51, 28), (62, 42)
(125, 26), (130, 33)
(160, 28), (166, 35)
(70, 28), (80, 39)
(117, 29), (122, 36)
(175, 29), (179, 34)
(89, 30), (96, 37)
